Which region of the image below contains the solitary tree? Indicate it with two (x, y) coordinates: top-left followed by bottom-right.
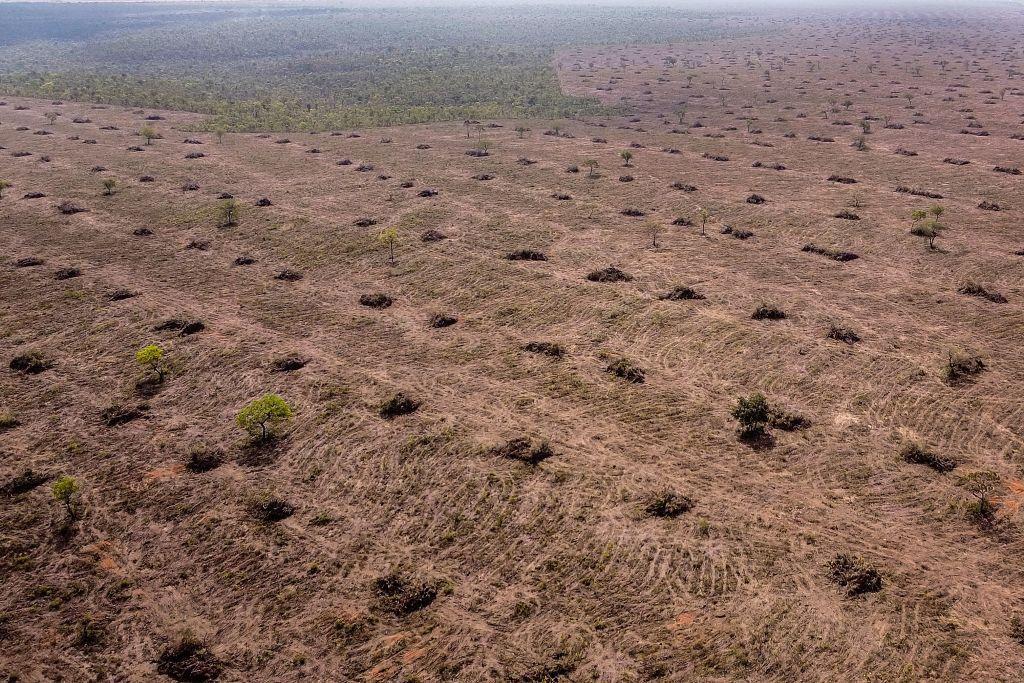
(218, 198), (239, 227)
(102, 178), (117, 196)
(135, 344), (167, 383)
(515, 126), (527, 139)
(697, 207), (711, 236)
(620, 150), (634, 167)
(584, 159), (599, 178)
(648, 221), (661, 248)
(0, 180), (11, 200)
(52, 475), (79, 523)
(378, 226), (398, 265)
(731, 392), (770, 438)
(140, 124), (158, 145)
(236, 394), (293, 442)
(214, 125), (226, 144)
(45, 111), (59, 126)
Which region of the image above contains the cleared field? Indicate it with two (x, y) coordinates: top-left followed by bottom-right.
(1, 6), (1024, 682)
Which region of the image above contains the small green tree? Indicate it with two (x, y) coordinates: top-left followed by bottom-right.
(214, 126), (226, 144)
(697, 207), (711, 236)
(236, 394), (293, 441)
(52, 475), (79, 522)
(45, 111), (59, 126)
(731, 393), (770, 437)
(140, 124), (158, 145)
(515, 126), (527, 139)
(0, 180), (11, 200)
(620, 150), (633, 167)
(135, 344), (167, 382)
(378, 226), (398, 265)
(584, 159), (598, 178)
(102, 178), (117, 196)
(218, 198), (239, 227)
(911, 209), (927, 224)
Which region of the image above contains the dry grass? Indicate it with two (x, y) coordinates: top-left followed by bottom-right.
(2, 8), (1024, 681)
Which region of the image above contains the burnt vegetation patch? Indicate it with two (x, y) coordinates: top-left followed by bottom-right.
(752, 304), (786, 320)
(802, 244), (859, 262)
(506, 249), (547, 261)
(248, 495), (295, 523)
(379, 392), (420, 418)
(958, 281), (1007, 303)
(156, 634), (223, 682)
(101, 403), (148, 427)
(606, 357), (645, 383)
(490, 437), (554, 465)
(10, 351), (53, 374)
(643, 490), (694, 518)
(429, 313), (458, 328)
(1, 469), (48, 496)
(359, 293), (393, 308)
(943, 352), (985, 384)
(895, 186), (943, 199)
(901, 443), (956, 473)
(826, 554), (882, 597)
(834, 210), (860, 220)
(373, 571), (440, 616)
(827, 323), (860, 344)
(587, 266), (632, 282)
(660, 285), (705, 301)
(523, 341), (565, 357)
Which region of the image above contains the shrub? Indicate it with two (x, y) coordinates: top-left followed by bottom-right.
(731, 393), (770, 437)
(826, 554), (882, 596)
(236, 394), (293, 441)
(52, 475), (79, 522)
(958, 281), (1007, 303)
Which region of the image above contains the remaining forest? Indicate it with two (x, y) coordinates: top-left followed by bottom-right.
(0, 3), (747, 129)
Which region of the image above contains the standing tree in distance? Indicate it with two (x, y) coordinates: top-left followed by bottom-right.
(378, 226), (398, 266)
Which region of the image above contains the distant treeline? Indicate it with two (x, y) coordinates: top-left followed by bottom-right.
(0, 3), (751, 130)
